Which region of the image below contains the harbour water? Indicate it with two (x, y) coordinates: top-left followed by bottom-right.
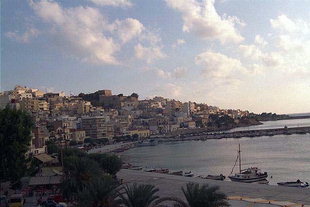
(121, 118), (310, 185)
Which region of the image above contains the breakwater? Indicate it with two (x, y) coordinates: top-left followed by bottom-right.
(166, 126), (310, 141)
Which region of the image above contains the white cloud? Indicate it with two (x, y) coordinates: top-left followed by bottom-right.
(89, 0), (132, 8)
(172, 39), (186, 48)
(113, 18), (144, 43)
(172, 67), (187, 78)
(134, 44), (166, 64)
(269, 15), (310, 72)
(6, 27), (39, 43)
(155, 67), (187, 79)
(152, 83), (183, 99)
(29, 0), (153, 65)
(239, 44), (262, 60)
(195, 51), (246, 78)
(270, 15), (310, 34)
(165, 0), (244, 44)
(254, 35), (268, 47)
(30, 0), (120, 65)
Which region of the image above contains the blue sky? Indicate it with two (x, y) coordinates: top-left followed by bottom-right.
(1, 0), (310, 114)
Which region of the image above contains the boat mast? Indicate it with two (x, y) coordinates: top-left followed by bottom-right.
(238, 143), (241, 173)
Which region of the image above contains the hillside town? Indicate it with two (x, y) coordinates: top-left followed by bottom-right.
(0, 85), (259, 156)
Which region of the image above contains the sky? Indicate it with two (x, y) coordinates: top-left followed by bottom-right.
(1, 0), (310, 114)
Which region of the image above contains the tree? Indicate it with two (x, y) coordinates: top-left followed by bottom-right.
(77, 176), (119, 207)
(130, 93), (139, 99)
(117, 183), (160, 207)
(62, 156), (101, 200)
(181, 183), (229, 207)
(46, 140), (59, 154)
(0, 107), (33, 182)
(117, 183), (185, 207)
(100, 154), (122, 176)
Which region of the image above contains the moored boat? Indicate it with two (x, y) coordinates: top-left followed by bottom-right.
(130, 166), (143, 170)
(169, 170), (183, 176)
(144, 168), (156, 172)
(277, 180), (309, 188)
(228, 144), (268, 183)
(155, 168), (169, 174)
(205, 174), (226, 181)
(184, 171), (194, 177)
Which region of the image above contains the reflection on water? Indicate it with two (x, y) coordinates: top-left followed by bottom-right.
(122, 119), (310, 185)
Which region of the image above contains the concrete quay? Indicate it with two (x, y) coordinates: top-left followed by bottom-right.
(118, 169), (310, 205)
(165, 126), (310, 141)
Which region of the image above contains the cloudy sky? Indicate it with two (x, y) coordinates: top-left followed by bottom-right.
(1, 0), (310, 114)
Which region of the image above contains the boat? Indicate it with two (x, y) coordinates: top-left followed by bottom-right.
(252, 179), (269, 184)
(144, 168), (156, 172)
(228, 144), (268, 183)
(277, 180), (309, 188)
(205, 174), (226, 181)
(130, 166), (143, 170)
(169, 171), (183, 176)
(137, 139), (158, 147)
(184, 171), (194, 177)
(155, 168), (169, 174)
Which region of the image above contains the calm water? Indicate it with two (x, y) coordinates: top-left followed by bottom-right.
(229, 118), (310, 132)
(122, 119), (310, 185)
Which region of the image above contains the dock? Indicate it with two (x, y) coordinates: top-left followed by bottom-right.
(166, 126), (310, 141)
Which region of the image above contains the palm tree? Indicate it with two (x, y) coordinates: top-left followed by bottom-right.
(181, 183), (230, 207)
(117, 183), (162, 207)
(62, 156), (101, 200)
(117, 183), (188, 207)
(77, 176), (119, 207)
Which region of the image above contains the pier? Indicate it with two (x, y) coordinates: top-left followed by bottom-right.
(168, 126), (310, 141)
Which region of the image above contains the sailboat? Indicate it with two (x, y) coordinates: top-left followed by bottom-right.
(228, 144), (268, 183)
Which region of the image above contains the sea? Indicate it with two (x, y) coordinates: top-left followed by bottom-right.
(121, 118), (310, 185)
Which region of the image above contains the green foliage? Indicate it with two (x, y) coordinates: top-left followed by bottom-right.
(69, 140), (78, 146)
(130, 93), (139, 99)
(182, 183), (229, 207)
(207, 114), (235, 129)
(63, 148), (87, 158)
(77, 176), (119, 207)
(100, 154), (122, 175)
(62, 156), (101, 200)
(0, 107), (33, 182)
(46, 140), (59, 154)
(88, 153), (122, 175)
(117, 183), (159, 207)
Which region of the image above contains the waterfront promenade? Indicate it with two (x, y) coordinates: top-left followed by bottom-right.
(118, 169), (310, 205)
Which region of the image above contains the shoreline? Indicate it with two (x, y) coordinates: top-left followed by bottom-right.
(118, 169), (310, 204)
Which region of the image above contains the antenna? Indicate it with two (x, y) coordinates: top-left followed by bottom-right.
(238, 143), (242, 173)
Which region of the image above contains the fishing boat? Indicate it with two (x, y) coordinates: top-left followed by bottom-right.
(277, 180), (309, 188)
(252, 179), (269, 184)
(155, 168), (169, 174)
(130, 166), (143, 170)
(169, 171), (183, 176)
(205, 174), (226, 181)
(228, 144), (268, 183)
(184, 171), (194, 177)
(144, 168), (156, 172)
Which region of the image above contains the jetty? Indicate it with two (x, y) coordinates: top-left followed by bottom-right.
(166, 126), (310, 141)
